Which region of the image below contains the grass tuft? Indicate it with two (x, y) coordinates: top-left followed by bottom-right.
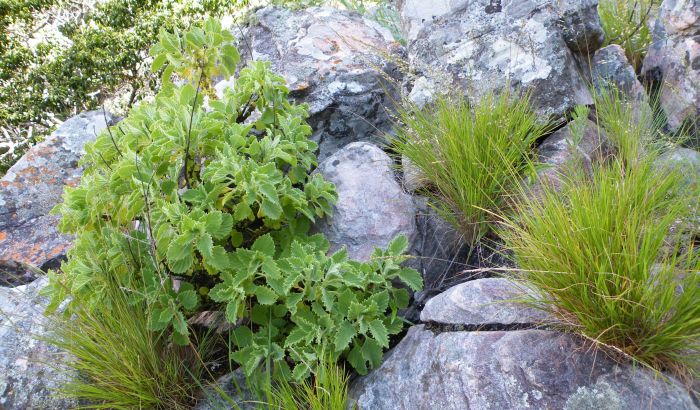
(500, 88), (700, 381)
(46, 279), (214, 409)
(392, 90), (549, 244)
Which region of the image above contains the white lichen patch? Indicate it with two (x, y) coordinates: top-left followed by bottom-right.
(488, 38), (552, 83)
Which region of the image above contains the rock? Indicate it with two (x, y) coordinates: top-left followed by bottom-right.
(194, 370), (256, 410)
(239, 6), (403, 160)
(657, 0), (699, 35)
(0, 110), (113, 286)
(592, 45), (649, 104)
(400, 154), (426, 192)
(350, 326), (697, 409)
(642, 0), (699, 143)
(657, 147), (700, 192)
(409, 197), (468, 290)
(557, 0), (605, 55)
(420, 278), (550, 326)
(534, 118), (610, 193)
(399, 0), (593, 119)
(315, 142), (416, 261)
(0, 277), (76, 409)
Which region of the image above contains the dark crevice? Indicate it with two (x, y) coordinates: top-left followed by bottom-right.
(422, 320), (548, 334)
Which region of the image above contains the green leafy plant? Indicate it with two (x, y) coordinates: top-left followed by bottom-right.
(499, 91), (700, 380)
(392, 91), (548, 244)
(44, 17), (420, 383)
(599, 0), (657, 71)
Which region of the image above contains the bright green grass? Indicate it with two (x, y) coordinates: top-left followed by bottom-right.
(47, 280), (214, 409)
(599, 0), (657, 71)
(392, 91), (548, 244)
(500, 89), (700, 380)
(265, 359), (352, 410)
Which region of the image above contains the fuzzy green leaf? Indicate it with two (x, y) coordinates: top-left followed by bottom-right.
(334, 321), (356, 353)
(368, 319), (389, 348)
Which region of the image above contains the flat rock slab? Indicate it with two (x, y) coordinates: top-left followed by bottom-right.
(315, 142), (416, 261)
(420, 278), (550, 326)
(0, 277), (76, 409)
(240, 6), (403, 160)
(350, 326), (697, 409)
(0, 110), (112, 285)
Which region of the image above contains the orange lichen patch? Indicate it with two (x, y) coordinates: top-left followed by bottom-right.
(293, 81), (311, 92)
(0, 181), (8, 188)
(0, 232), (6, 242)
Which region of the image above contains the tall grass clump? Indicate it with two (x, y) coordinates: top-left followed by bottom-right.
(500, 89), (700, 380)
(47, 279), (214, 409)
(599, 0), (657, 71)
(265, 358), (352, 410)
(392, 91), (548, 244)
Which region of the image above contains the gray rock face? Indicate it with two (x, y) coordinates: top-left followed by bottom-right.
(410, 197), (468, 292)
(657, 147), (700, 192)
(239, 6), (403, 160)
(534, 118), (610, 193)
(399, 0), (593, 119)
(194, 370), (255, 410)
(0, 277), (76, 409)
(557, 0), (605, 55)
(593, 45), (649, 104)
(0, 110), (113, 286)
(315, 142), (416, 261)
(350, 326), (697, 410)
(642, 0), (699, 143)
(420, 278), (550, 326)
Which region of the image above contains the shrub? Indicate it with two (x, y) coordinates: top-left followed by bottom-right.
(599, 0), (657, 71)
(500, 92), (700, 380)
(44, 18), (421, 383)
(392, 91), (548, 244)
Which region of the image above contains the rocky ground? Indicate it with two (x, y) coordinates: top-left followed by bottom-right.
(1, 0), (698, 408)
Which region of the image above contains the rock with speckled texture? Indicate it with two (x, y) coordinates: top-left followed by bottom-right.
(0, 110), (113, 286)
(398, 0), (594, 119)
(350, 326), (697, 410)
(236, 7), (403, 160)
(0, 277), (76, 409)
(420, 278), (550, 326)
(314, 142), (416, 261)
(642, 0), (699, 144)
(557, 0), (605, 55)
(531, 118), (611, 196)
(593, 45), (650, 104)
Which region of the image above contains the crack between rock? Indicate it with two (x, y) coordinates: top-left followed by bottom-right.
(422, 320), (549, 334)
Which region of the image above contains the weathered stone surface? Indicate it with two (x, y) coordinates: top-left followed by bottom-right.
(420, 278), (550, 326)
(657, 0), (699, 35)
(399, 0), (593, 119)
(642, 0), (699, 142)
(657, 147), (700, 192)
(315, 142), (416, 261)
(557, 0), (605, 55)
(410, 197), (468, 291)
(0, 277), (76, 409)
(350, 326), (697, 410)
(194, 369), (255, 410)
(534, 118), (610, 193)
(239, 6), (403, 160)
(593, 45), (649, 104)
(0, 110), (113, 286)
